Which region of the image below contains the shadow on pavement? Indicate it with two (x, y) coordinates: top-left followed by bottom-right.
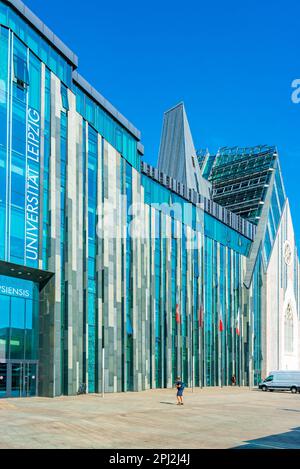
(159, 401), (176, 405)
(232, 427), (300, 449)
(280, 408), (300, 413)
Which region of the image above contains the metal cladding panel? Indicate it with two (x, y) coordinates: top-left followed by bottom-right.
(157, 103), (211, 198)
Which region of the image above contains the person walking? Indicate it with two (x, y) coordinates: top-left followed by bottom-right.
(175, 376), (185, 405)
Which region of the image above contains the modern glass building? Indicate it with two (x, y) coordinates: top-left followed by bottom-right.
(0, 0), (299, 398)
(200, 146), (300, 378)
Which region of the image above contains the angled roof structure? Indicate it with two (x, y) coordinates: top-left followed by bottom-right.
(205, 145), (277, 225)
(200, 144), (288, 286)
(157, 103), (211, 198)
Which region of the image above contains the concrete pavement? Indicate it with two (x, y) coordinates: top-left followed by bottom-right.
(0, 387), (300, 448)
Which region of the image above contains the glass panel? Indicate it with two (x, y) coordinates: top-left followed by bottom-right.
(11, 363), (22, 397)
(10, 297), (25, 359)
(27, 363), (37, 396)
(271, 188), (281, 229)
(0, 295), (10, 359)
(74, 84), (139, 169)
(61, 83), (69, 111)
(13, 54), (29, 85)
(0, 8), (72, 86)
(265, 375), (273, 382)
(0, 363), (7, 397)
(264, 229), (272, 263)
(275, 165), (286, 210)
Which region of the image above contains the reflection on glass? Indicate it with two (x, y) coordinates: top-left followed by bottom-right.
(10, 296), (25, 329)
(0, 363), (7, 397)
(11, 363), (22, 397)
(0, 276), (39, 361)
(27, 363), (37, 396)
(0, 295), (9, 359)
(10, 296), (25, 359)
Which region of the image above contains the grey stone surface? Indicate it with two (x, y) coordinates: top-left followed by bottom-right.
(0, 388), (300, 449)
(157, 103), (211, 198)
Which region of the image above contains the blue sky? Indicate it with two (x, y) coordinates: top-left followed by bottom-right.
(26, 0), (300, 244)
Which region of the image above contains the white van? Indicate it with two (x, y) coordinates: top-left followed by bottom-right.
(259, 370), (300, 393)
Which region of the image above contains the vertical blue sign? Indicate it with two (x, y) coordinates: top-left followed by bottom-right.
(25, 107), (40, 265)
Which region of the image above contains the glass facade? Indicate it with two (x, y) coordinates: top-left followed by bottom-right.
(87, 125), (98, 393)
(262, 162), (287, 266)
(0, 2), (72, 86)
(0, 274), (38, 360)
(139, 175), (256, 388)
(125, 161), (133, 391)
(0, 274), (38, 397)
(75, 84), (139, 170)
(0, 25), (42, 268)
(207, 145), (277, 224)
(1, 0), (298, 398)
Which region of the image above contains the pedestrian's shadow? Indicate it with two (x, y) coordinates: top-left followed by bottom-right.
(160, 401), (176, 405)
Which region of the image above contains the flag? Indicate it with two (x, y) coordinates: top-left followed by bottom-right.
(175, 304), (180, 324)
(219, 306), (224, 332)
(198, 304), (204, 328)
(236, 309), (240, 336)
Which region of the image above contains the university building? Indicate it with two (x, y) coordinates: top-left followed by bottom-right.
(0, 0), (299, 398)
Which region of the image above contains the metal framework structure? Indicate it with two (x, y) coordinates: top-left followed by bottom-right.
(204, 145), (277, 224)
(196, 149), (209, 170)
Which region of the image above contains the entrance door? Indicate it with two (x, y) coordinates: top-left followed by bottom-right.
(11, 363), (23, 397)
(0, 362), (38, 398)
(11, 362), (38, 397)
(23, 363), (38, 397)
(0, 363), (7, 397)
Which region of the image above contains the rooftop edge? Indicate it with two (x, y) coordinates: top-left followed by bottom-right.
(4, 0), (78, 67)
(2, 0), (143, 144)
(72, 72), (141, 142)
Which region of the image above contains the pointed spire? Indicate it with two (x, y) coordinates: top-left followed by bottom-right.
(157, 103), (211, 198)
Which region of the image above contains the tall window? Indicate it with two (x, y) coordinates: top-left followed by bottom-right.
(284, 304), (293, 354)
(13, 53), (29, 89)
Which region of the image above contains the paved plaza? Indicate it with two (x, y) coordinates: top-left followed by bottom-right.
(0, 387), (300, 449)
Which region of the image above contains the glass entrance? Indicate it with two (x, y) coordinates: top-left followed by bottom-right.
(0, 361), (38, 398)
(0, 274), (39, 398)
(0, 363), (7, 397)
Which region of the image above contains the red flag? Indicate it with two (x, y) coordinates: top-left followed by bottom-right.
(198, 304), (204, 328)
(236, 309), (240, 336)
(219, 303), (224, 332)
(175, 304), (180, 324)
